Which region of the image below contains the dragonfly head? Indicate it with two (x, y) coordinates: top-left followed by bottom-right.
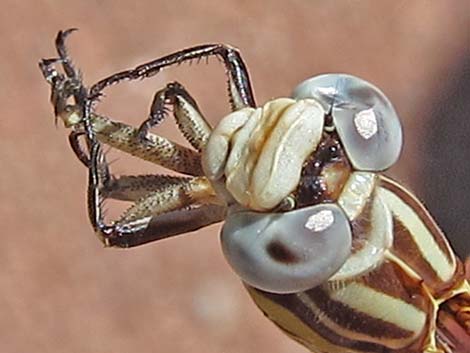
(203, 74), (402, 294)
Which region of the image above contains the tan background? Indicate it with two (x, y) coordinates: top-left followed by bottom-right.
(1, 1), (469, 353)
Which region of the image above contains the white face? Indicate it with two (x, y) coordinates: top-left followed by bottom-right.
(202, 97), (325, 211)
(203, 74), (403, 294)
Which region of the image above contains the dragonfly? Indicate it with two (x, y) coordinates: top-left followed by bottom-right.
(39, 29), (470, 353)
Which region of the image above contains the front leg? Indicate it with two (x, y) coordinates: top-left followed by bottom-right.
(60, 111), (204, 176)
(138, 81), (212, 152)
(88, 113), (204, 175)
(40, 39), (210, 176)
(88, 142), (225, 248)
(90, 43), (256, 111)
(40, 56), (203, 176)
(102, 174), (193, 202)
(106, 204), (226, 248)
(64, 82), (212, 175)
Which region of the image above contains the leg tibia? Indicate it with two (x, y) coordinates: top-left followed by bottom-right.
(138, 82), (212, 152)
(90, 113), (203, 176)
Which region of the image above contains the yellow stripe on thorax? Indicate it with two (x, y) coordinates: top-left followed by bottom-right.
(246, 287), (369, 353)
(297, 287), (422, 349)
(328, 282), (426, 334)
(378, 188), (455, 282)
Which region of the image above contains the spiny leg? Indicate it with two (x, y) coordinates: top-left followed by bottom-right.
(68, 114), (205, 176)
(97, 81), (214, 173)
(84, 40), (257, 165)
(40, 58), (204, 175)
(89, 43), (256, 111)
(103, 174), (194, 202)
(68, 131), (89, 167)
(117, 175), (217, 224)
(66, 81), (212, 174)
(40, 31), (229, 246)
(138, 81), (212, 152)
(88, 142), (224, 248)
(73, 135), (225, 245)
(39, 30), (92, 140)
(39, 35), (92, 168)
(65, 139), (197, 203)
(83, 41), (258, 173)
(54, 28), (80, 82)
(86, 112), (204, 175)
(41, 31), (253, 174)
(39, 29), (81, 102)
(40, 33), (210, 176)
(107, 204), (226, 248)
(70, 132), (210, 203)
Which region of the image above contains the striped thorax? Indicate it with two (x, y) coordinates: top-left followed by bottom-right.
(203, 74), (469, 352)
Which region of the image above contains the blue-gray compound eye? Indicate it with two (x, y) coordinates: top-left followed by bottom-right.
(292, 74), (403, 171)
(221, 204), (352, 294)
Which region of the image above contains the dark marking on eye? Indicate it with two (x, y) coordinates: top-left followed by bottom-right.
(266, 240), (299, 264)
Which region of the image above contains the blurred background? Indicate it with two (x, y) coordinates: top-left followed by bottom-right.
(1, 1), (469, 352)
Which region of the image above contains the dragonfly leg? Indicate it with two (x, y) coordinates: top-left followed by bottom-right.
(137, 81), (212, 152)
(87, 142), (223, 248)
(90, 43), (256, 111)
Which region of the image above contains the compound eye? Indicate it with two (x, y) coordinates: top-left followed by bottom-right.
(292, 74), (403, 171)
(221, 204), (351, 294)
